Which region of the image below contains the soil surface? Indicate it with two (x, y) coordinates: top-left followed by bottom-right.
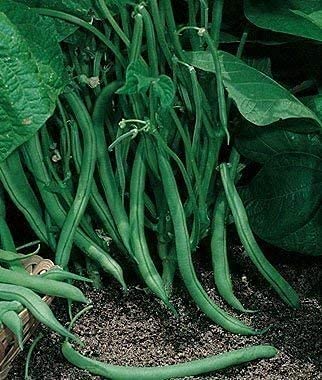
(10, 246), (322, 379)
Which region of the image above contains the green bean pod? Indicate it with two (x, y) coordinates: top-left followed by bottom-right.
(92, 81), (135, 260)
(62, 342), (277, 380)
(0, 284), (78, 342)
(0, 310), (23, 349)
(0, 301), (23, 348)
(40, 268), (92, 283)
(24, 135), (125, 288)
(149, 0), (172, 64)
(130, 13), (144, 62)
(0, 249), (35, 264)
(70, 120), (125, 252)
(129, 142), (172, 310)
(0, 300), (23, 313)
(55, 92), (97, 268)
(97, 0), (130, 47)
(158, 150), (260, 335)
(0, 267), (88, 303)
(35, 8), (126, 67)
(0, 151), (48, 244)
(138, 4), (159, 77)
(219, 164), (300, 308)
(211, 194), (251, 313)
(0, 188), (25, 273)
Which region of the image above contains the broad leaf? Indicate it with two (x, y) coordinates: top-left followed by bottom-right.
(267, 206), (322, 256)
(15, 0), (93, 41)
(244, 0), (322, 42)
(15, 0), (92, 15)
(0, 2), (66, 161)
(0, 1), (67, 90)
(244, 57), (272, 77)
(235, 124), (322, 164)
(306, 93), (322, 122)
(185, 50), (320, 127)
(117, 61), (151, 95)
(243, 153), (322, 241)
(152, 75), (175, 108)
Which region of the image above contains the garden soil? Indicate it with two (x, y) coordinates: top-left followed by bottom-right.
(11, 246), (322, 379)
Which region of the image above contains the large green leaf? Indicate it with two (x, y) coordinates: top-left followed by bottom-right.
(185, 50), (320, 127)
(15, 0), (93, 41)
(267, 206), (322, 256)
(235, 124), (322, 164)
(0, 2), (66, 161)
(0, 1), (67, 90)
(244, 0), (322, 42)
(244, 56), (272, 76)
(14, 0), (92, 15)
(243, 153), (322, 241)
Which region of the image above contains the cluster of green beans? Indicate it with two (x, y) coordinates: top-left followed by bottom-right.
(0, 0), (300, 376)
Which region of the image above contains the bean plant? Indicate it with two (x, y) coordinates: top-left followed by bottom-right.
(0, 0), (321, 378)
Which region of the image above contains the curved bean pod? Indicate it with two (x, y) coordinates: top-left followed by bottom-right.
(0, 310), (23, 349)
(70, 121), (124, 251)
(23, 135), (125, 288)
(158, 150), (260, 335)
(211, 193), (251, 313)
(0, 300), (23, 313)
(0, 249), (35, 264)
(92, 81), (135, 260)
(0, 284), (78, 342)
(35, 8), (126, 67)
(0, 151), (48, 244)
(0, 188), (25, 273)
(55, 92), (97, 268)
(0, 267), (88, 303)
(62, 342), (277, 380)
(129, 142), (173, 310)
(40, 268), (92, 283)
(219, 163), (300, 308)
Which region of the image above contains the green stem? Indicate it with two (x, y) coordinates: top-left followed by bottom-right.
(35, 8), (126, 67)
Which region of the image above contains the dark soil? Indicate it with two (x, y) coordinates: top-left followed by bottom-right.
(10, 247), (322, 380)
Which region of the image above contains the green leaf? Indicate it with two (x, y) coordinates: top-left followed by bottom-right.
(15, 0), (93, 15)
(185, 50), (320, 127)
(50, 19), (79, 41)
(117, 62), (174, 108)
(243, 153), (322, 241)
(306, 93), (322, 122)
(152, 75), (175, 108)
(244, 57), (272, 77)
(15, 0), (93, 41)
(244, 0), (322, 42)
(185, 51), (216, 74)
(267, 206), (322, 256)
(235, 123), (322, 164)
(117, 61), (151, 95)
(0, 2), (66, 161)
